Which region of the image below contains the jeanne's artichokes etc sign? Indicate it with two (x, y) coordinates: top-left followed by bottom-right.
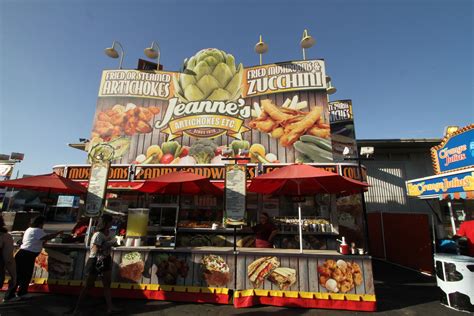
(90, 48), (331, 166)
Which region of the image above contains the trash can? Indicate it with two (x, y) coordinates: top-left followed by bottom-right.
(434, 253), (474, 312)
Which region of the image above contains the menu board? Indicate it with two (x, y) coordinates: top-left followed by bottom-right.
(329, 100), (358, 161)
(225, 164), (246, 225)
(85, 161), (110, 217)
(56, 195), (80, 208)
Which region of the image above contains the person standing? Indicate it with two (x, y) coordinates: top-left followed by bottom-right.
(0, 215), (16, 302)
(455, 219), (474, 257)
(4, 216), (62, 300)
(72, 214), (120, 315)
(252, 212), (278, 248)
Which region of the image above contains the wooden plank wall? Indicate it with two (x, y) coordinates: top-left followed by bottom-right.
(110, 250), (235, 288)
(236, 254), (371, 294)
(34, 247), (374, 296)
(33, 248), (86, 281)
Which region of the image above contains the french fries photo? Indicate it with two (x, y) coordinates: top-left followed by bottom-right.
(249, 95), (331, 147)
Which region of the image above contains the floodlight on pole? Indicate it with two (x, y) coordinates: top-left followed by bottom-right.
(104, 41), (125, 69)
(254, 35), (268, 65)
(326, 75), (337, 95)
(144, 41), (161, 70)
(300, 29), (315, 60)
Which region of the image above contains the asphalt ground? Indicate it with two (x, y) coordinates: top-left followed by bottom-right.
(0, 258), (467, 316)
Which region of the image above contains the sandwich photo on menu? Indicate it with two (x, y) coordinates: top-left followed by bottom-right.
(268, 267), (297, 290)
(247, 256), (280, 288)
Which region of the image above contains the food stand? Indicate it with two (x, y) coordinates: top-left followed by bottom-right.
(3, 47), (376, 311)
(406, 125), (474, 313)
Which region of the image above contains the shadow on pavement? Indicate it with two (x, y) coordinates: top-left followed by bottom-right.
(372, 258), (441, 312)
(0, 258), (465, 316)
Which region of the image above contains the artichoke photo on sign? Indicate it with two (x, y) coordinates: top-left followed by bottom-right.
(173, 48), (243, 102)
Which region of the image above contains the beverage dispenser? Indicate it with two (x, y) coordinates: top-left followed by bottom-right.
(126, 208), (149, 246)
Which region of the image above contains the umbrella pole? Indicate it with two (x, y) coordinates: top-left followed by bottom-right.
(233, 226), (237, 252)
(173, 184), (181, 250)
(298, 202), (303, 253)
(45, 188), (51, 218)
(296, 180), (303, 254)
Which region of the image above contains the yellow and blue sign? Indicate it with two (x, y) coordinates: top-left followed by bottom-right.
(431, 125), (474, 174)
(406, 170), (474, 198)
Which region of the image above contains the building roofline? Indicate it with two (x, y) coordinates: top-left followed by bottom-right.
(357, 138), (442, 149)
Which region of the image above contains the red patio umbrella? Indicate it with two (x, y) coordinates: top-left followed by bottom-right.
(136, 171), (222, 195)
(248, 164), (368, 252)
(0, 172), (87, 195)
(248, 164), (368, 195)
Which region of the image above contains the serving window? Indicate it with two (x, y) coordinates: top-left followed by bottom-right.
(147, 194), (224, 229)
(178, 195), (224, 228)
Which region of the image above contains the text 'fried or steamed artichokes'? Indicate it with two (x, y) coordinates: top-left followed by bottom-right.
(173, 48), (243, 102)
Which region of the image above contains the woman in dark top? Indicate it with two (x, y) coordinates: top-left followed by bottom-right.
(72, 214), (120, 315)
(252, 212), (278, 248)
(0, 215), (16, 302)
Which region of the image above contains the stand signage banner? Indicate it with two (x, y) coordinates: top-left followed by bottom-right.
(431, 125), (474, 174)
(0, 163), (14, 180)
(225, 164), (246, 225)
(88, 48), (333, 168)
(57, 195), (80, 208)
(406, 170), (474, 198)
(66, 165), (130, 181)
(85, 161), (110, 217)
(58, 163), (366, 182)
(329, 100), (358, 161)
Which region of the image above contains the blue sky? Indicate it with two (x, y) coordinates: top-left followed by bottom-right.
(0, 0), (473, 176)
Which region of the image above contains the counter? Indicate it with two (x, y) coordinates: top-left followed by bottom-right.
(434, 253), (474, 312)
(15, 243), (376, 311)
(173, 228), (338, 249)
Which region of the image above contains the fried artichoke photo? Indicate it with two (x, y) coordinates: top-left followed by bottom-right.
(173, 48), (243, 102)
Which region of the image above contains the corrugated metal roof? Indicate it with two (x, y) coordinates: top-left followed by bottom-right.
(365, 162), (409, 212)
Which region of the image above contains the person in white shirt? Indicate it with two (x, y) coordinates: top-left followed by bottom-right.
(4, 216), (62, 300)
